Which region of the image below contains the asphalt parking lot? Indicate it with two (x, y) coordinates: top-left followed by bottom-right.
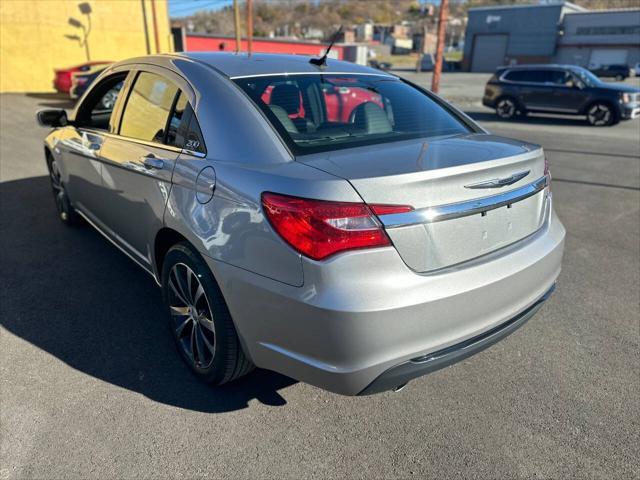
(1, 74), (639, 479)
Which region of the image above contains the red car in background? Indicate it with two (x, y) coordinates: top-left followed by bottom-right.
(260, 81), (383, 124)
(53, 61), (111, 93)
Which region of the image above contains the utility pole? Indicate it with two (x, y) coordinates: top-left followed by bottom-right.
(431, 0), (449, 94)
(140, 0), (151, 55)
(150, 0), (160, 53)
(233, 0), (241, 53)
(416, 21), (427, 73)
(246, 0), (253, 55)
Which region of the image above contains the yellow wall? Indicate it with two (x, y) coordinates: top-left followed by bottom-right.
(0, 0), (173, 92)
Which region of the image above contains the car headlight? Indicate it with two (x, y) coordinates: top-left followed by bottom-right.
(621, 93), (631, 103)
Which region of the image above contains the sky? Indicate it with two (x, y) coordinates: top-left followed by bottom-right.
(168, 0), (436, 19)
(169, 0), (233, 18)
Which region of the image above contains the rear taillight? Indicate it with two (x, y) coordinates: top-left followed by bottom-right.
(261, 192), (412, 260)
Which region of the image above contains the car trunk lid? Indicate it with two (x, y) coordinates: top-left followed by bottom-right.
(297, 133), (550, 272)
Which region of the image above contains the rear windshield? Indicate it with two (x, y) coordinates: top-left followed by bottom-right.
(233, 74), (471, 155)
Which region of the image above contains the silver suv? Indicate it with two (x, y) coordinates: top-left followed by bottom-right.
(37, 53), (565, 395)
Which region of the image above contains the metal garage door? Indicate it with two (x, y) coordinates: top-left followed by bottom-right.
(471, 34), (508, 73)
(589, 49), (628, 67)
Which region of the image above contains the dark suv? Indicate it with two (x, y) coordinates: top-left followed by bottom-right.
(482, 64), (640, 126)
(589, 64), (631, 81)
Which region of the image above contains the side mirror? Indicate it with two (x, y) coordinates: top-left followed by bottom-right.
(36, 109), (68, 127)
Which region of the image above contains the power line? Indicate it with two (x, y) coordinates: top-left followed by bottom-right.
(171, 1), (226, 15)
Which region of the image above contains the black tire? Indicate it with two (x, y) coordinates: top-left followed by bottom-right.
(162, 242), (254, 385)
(46, 154), (81, 226)
(586, 102), (618, 126)
(495, 96), (522, 120)
(614, 74), (624, 81)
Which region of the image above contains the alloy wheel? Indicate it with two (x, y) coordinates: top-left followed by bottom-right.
(496, 99), (516, 119)
(587, 104), (611, 126)
(168, 262), (216, 369)
(49, 159), (69, 221)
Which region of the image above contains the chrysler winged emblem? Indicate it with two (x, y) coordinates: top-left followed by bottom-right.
(464, 170), (530, 189)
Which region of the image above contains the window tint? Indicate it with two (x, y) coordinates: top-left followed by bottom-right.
(120, 72), (179, 143)
(77, 74), (125, 130)
(503, 70), (528, 82)
(234, 74), (469, 155)
(164, 95), (206, 154)
(546, 70), (574, 86)
(166, 93), (188, 147)
(504, 69), (551, 83)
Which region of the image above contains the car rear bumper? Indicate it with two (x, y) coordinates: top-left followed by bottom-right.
(205, 203), (565, 396)
(358, 283), (555, 395)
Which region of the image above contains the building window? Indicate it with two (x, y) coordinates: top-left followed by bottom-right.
(576, 26), (640, 36)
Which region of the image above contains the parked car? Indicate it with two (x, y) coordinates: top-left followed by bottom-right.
(368, 59), (392, 71)
(588, 64), (630, 81)
(483, 64), (640, 126)
(70, 65), (109, 100)
(417, 53), (435, 72)
(53, 61), (111, 94)
(633, 63), (640, 77)
(37, 53), (565, 395)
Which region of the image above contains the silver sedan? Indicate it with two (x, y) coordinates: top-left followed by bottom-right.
(37, 53), (565, 395)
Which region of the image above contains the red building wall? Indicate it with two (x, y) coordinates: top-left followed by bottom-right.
(185, 35), (344, 60)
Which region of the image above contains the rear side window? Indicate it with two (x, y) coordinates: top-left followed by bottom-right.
(120, 72), (179, 143)
(166, 93), (188, 147)
(503, 70), (550, 83)
(234, 74), (470, 155)
(165, 93), (206, 154)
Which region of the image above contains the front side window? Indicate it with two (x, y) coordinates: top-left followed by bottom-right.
(76, 73), (125, 130)
(234, 74), (470, 154)
(119, 72), (179, 143)
(547, 70), (574, 86)
(570, 67), (601, 87)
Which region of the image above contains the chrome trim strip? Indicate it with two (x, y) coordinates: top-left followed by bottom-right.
(229, 71), (395, 80)
(465, 170), (530, 189)
(526, 106), (580, 113)
(79, 129), (185, 154)
(379, 176), (548, 228)
(181, 149), (207, 158)
(75, 209), (161, 286)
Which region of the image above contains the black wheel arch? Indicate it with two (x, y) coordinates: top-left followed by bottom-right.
(153, 227), (190, 280)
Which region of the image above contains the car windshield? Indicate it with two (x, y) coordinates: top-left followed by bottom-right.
(233, 74), (471, 154)
(571, 67), (602, 87)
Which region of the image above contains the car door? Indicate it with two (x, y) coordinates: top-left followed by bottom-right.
(517, 70), (556, 110)
(98, 69), (187, 267)
(549, 70), (589, 113)
(58, 72), (128, 220)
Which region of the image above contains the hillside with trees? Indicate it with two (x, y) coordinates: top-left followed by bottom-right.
(176, 0), (640, 40)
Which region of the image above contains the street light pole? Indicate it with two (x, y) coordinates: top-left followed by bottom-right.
(233, 0), (241, 53)
(246, 0), (253, 55)
(431, 0), (449, 94)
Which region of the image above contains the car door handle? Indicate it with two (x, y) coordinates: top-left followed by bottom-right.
(141, 155), (164, 170)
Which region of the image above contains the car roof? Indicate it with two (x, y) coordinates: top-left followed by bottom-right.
(174, 52), (394, 79)
(497, 64), (584, 71)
